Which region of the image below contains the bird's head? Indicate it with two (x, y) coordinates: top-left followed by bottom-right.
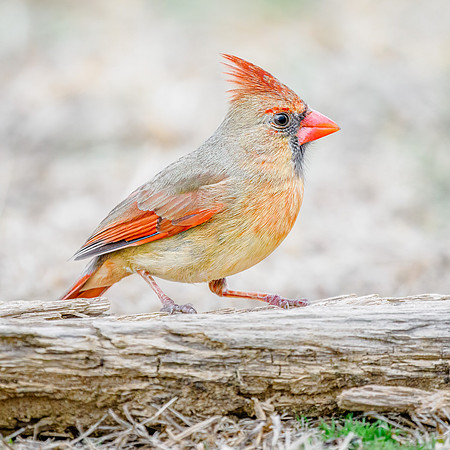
(222, 54), (339, 174)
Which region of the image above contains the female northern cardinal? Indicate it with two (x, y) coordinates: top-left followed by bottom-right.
(61, 55), (339, 313)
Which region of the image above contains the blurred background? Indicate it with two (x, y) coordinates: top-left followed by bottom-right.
(0, 0), (449, 313)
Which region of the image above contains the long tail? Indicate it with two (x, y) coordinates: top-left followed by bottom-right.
(60, 259), (111, 299)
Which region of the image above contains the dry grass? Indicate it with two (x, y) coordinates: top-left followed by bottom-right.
(2, 399), (449, 449)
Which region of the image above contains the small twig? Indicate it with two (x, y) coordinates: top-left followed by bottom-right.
(270, 414), (281, 447)
(142, 397), (178, 426)
(338, 431), (356, 450)
(167, 406), (193, 427)
(171, 416), (219, 441)
(252, 397), (267, 421)
(108, 409), (132, 429)
(365, 412), (412, 433)
(69, 413), (109, 446)
(4, 427), (26, 442)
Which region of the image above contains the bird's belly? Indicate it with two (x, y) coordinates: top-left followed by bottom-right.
(128, 180), (304, 283)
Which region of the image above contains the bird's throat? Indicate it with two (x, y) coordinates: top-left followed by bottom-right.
(290, 137), (308, 177)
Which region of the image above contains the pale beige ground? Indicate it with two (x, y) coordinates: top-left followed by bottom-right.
(0, 0), (449, 314)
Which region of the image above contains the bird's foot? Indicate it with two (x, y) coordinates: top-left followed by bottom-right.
(160, 302), (197, 314)
(137, 270), (197, 314)
(264, 295), (309, 309)
(208, 278), (308, 309)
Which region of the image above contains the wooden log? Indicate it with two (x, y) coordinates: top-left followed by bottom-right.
(338, 385), (450, 416)
(0, 294), (448, 433)
(0, 297), (110, 320)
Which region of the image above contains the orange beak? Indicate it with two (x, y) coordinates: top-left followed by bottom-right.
(297, 109), (340, 145)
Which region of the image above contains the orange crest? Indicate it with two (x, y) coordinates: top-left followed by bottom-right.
(222, 54), (303, 111)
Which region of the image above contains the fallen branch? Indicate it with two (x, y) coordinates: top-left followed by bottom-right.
(0, 297), (110, 320)
(0, 294), (448, 433)
(338, 385), (450, 416)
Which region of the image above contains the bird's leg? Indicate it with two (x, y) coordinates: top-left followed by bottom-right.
(137, 270), (197, 314)
(209, 278), (308, 309)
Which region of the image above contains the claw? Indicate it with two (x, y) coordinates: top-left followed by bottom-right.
(264, 295), (308, 309)
(160, 303), (197, 314)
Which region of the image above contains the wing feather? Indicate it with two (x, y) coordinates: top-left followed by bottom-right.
(73, 177), (227, 261)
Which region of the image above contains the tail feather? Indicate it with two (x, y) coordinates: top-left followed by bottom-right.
(60, 259), (110, 300)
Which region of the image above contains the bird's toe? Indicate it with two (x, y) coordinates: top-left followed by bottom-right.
(160, 303), (197, 314)
(264, 295), (308, 309)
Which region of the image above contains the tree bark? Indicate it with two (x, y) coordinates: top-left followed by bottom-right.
(0, 294), (449, 432)
(0, 297), (110, 320)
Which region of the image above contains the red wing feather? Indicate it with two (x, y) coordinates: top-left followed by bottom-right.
(73, 190), (224, 261)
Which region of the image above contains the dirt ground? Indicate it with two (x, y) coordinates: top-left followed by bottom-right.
(0, 0), (449, 313)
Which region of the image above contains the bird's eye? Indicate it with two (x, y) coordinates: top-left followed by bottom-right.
(272, 113), (290, 128)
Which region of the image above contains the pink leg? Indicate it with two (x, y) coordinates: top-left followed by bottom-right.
(137, 270), (196, 314)
(209, 278), (308, 309)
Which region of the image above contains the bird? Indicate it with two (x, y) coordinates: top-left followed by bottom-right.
(61, 54), (339, 313)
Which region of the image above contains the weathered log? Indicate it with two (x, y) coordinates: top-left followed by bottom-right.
(338, 385), (450, 415)
(0, 297), (110, 320)
(0, 294), (448, 433)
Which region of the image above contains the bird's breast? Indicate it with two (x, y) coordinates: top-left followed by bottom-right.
(239, 176), (304, 248)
